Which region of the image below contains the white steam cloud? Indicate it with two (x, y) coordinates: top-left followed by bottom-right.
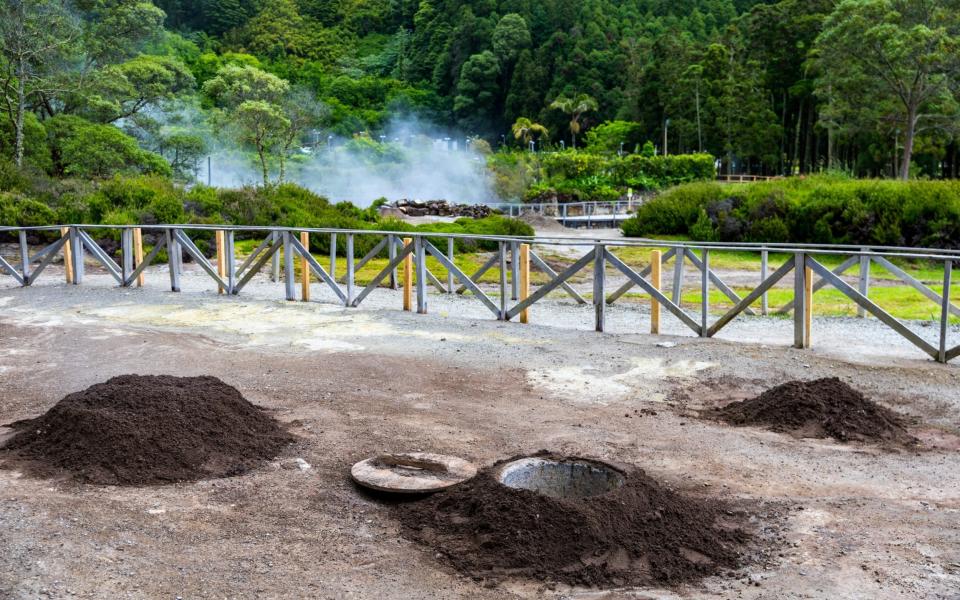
(202, 117), (497, 207)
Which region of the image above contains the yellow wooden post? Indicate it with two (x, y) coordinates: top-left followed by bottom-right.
(133, 227), (144, 286)
(804, 264), (813, 348)
(216, 230), (226, 294)
(519, 243), (530, 324)
(651, 249), (661, 334)
(403, 237), (413, 311)
(300, 231), (311, 301)
(61, 227), (73, 284)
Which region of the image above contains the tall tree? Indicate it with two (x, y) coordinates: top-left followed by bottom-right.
(550, 93), (598, 149)
(0, 0), (83, 167)
(815, 0), (960, 179)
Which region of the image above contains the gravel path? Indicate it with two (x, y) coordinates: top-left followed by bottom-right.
(1, 263), (959, 599)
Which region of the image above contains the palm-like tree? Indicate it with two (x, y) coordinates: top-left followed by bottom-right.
(511, 117), (549, 147)
(549, 93), (598, 149)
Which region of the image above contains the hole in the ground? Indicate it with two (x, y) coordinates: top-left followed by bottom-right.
(496, 457), (625, 499)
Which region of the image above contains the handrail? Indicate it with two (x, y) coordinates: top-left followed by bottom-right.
(4, 224), (960, 260)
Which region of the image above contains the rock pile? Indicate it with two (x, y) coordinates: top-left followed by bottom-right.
(382, 199), (498, 219)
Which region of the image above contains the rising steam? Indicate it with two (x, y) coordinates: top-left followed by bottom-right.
(202, 117), (497, 207)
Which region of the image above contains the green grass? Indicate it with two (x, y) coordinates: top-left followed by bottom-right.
(611, 235), (951, 284)
(615, 284), (960, 323)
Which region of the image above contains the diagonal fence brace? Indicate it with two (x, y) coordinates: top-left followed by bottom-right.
(506, 250), (596, 321)
(683, 248), (757, 316)
(604, 249), (702, 335)
(707, 257), (796, 337)
(353, 242), (415, 307)
(529, 249), (587, 304)
(78, 230), (123, 284)
(287, 235), (347, 304)
(424, 240), (500, 318)
(806, 256), (939, 359)
(173, 229), (230, 292)
(775, 255), (858, 314)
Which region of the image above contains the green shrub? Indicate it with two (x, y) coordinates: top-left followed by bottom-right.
(622, 177), (960, 248)
(0, 192), (57, 227)
(46, 115), (171, 179)
(0, 113), (52, 173)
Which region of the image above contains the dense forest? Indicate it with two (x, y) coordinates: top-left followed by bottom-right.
(3, 0), (960, 193)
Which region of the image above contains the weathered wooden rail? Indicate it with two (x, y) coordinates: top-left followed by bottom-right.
(1, 225), (958, 363)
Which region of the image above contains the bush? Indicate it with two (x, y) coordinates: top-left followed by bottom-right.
(583, 121), (646, 154)
(0, 192), (57, 227)
(46, 115), (171, 179)
(488, 149), (717, 203)
(622, 177), (960, 248)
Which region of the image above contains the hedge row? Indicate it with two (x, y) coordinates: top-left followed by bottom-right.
(621, 176), (960, 248)
(526, 151), (716, 202)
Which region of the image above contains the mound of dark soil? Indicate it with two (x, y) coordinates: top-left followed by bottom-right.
(2, 375), (294, 485)
(712, 377), (914, 444)
(394, 453), (750, 588)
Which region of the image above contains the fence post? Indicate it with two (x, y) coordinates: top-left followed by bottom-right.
(939, 259), (952, 363)
(18, 230), (29, 285)
(61, 227), (73, 284)
(329, 233), (337, 281)
(216, 230), (226, 294)
(225, 230), (235, 294)
(794, 253), (806, 349)
(346, 233), (355, 306)
(415, 236), (427, 314)
(701, 249), (709, 337)
(133, 227), (144, 286)
(805, 261), (813, 348)
(271, 231), (280, 283)
(388, 234), (398, 289)
(498, 241), (508, 320)
(283, 231), (296, 301)
(510, 241), (520, 300)
(121, 229), (133, 287)
(403, 237), (413, 311)
(519, 243), (530, 324)
(446, 237), (455, 294)
(300, 231), (310, 302)
(760, 249), (769, 315)
(858, 250), (870, 318)
(166, 229), (180, 292)
(651, 249), (661, 334)
(594, 244), (605, 332)
(70, 227), (84, 284)
(671, 248), (684, 304)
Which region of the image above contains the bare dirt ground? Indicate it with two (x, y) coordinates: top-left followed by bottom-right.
(1, 269), (959, 599)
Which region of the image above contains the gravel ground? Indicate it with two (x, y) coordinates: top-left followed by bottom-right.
(1, 263), (959, 598)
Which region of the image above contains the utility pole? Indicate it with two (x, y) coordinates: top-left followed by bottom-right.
(663, 118), (670, 156)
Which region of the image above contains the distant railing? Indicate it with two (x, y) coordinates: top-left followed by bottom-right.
(716, 174), (783, 183)
(1, 224), (957, 363)
(488, 200), (644, 226)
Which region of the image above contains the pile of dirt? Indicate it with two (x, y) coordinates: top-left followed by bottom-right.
(711, 377), (915, 444)
(394, 453), (751, 588)
(519, 213), (567, 232)
(2, 375), (295, 485)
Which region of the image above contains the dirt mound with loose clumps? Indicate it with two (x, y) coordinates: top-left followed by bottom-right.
(712, 377), (915, 444)
(2, 375), (295, 485)
(394, 453), (751, 588)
